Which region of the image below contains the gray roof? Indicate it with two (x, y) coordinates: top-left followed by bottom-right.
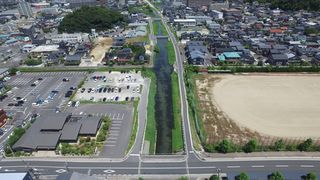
(60, 123), (81, 141)
(0, 68), (8, 75)
(13, 117), (61, 150)
(79, 117), (102, 135)
(65, 54), (82, 61)
(40, 112), (71, 131)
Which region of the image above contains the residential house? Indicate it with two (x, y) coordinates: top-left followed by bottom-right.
(0, 109), (7, 127)
(64, 54), (81, 66)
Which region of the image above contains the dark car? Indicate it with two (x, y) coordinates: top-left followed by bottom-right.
(99, 88), (103, 93)
(103, 97), (106, 102)
(38, 78), (43, 80)
(31, 83), (36, 87)
(7, 103), (15, 106)
(103, 87), (107, 93)
(125, 97), (129, 101)
(65, 90), (73, 98)
(115, 96), (119, 101)
(62, 78), (69, 82)
(118, 88), (122, 93)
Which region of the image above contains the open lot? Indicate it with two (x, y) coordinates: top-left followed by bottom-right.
(1, 72), (87, 126)
(66, 103), (134, 158)
(75, 71), (144, 102)
(89, 37), (112, 63)
(212, 74), (320, 138)
(195, 74), (320, 145)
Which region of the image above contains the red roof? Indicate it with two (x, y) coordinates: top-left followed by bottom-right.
(270, 29), (284, 33)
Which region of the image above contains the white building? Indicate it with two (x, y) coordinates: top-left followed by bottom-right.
(211, 10), (223, 20)
(49, 33), (88, 44)
(174, 19), (197, 27)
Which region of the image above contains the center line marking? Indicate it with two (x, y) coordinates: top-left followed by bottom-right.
(227, 166), (240, 168)
(252, 165), (265, 168)
(300, 165), (314, 168)
(276, 165), (288, 168)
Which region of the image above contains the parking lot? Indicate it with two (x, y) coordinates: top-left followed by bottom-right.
(0, 71), (87, 126)
(75, 71), (144, 102)
(66, 103), (134, 158)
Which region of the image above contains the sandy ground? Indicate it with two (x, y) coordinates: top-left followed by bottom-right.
(212, 74), (320, 138)
(90, 37), (112, 63)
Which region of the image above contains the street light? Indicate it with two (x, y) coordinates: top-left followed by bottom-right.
(216, 168), (221, 180)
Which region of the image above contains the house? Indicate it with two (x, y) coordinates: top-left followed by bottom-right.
(116, 48), (133, 64)
(0, 68), (9, 79)
(64, 54), (82, 66)
(112, 37), (126, 47)
(268, 53), (289, 66)
(0, 109), (7, 127)
(30, 45), (60, 58)
(185, 41), (210, 65)
(217, 52), (241, 64)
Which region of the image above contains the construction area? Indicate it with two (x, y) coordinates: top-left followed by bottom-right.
(194, 74), (320, 146)
(89, 37), (113, 64)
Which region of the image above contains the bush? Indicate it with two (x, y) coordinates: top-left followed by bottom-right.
(298, 138), (313, 151)
(273, 139), (286, 151)
(209, 175), (219, 180)
(306, 172), (317, 180)
(243, 139), (258, 153)
(25, 58), (42, 66)
(216, 139), (235, 153)
(236, 172), (250, 180)
(269, 171), (284, 180)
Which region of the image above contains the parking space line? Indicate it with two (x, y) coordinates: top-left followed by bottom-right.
(112, 113), (116, 119)
(110, 127), (121, 130)
(112, 124), (121, 127)
(106, 140), (116, 143)
(104, 144), (116, 147)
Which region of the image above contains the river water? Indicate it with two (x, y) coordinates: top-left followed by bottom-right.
(154, 22), (174, 154)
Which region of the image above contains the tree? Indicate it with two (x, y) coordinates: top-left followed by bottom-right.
(9, 67), (18, 75)
(216, 139), (234, 153)
(269, 171), (285, 180)
(243, 139), (258, 153)
(179, 176), (188, 180)
(306, 172), (317, 180)
(209, 175), (219, 180)
(273, 139), (285, 151)
(58, 6), (125, 33)
(298, 138), (313, 151)
(236, 172), (250, 180)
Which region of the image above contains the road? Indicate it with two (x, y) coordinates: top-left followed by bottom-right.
(0, 1), (319, 179)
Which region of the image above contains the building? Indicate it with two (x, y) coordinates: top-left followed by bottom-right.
(0, 0), (19, 6)
(0, 68), (9, 78)
(185, 41), (210, 65)
(67, 0), (98, 8)
(18, 1), (33, 18)
(187, 0), (213, 8)
(64, 54), (82, 66)
(13, 111), (102, 152)
(0, 109), (7, 127)
(174, 19), (197, 27)
(49, 33), (88, 44)
(30, 45), (60, 58)
(0, 172), (34, 180)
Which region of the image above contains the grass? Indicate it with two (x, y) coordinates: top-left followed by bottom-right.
(171, 72), (184, 153)
(153, 21), (168, 36)
(126, 100), (139, 154)
(141, 68), (157, 154)
(167, 40), (175, 65)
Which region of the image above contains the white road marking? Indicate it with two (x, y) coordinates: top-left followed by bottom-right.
(103, 169), (115, 174)
(55, 169), (67, 173)
(300, 165), (314, 168)
(227, 166), (240, 168)
(276, 165), (288, 168)
(104, 144), (116, 147)
(252, 165), (265, 168)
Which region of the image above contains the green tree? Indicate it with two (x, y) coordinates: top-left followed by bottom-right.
(216, 139), (235, 153)
(243, 139), (258, 153)
(179, 176), (188, 180)
(236, 172), (250, 180)
(58, 6), (125, 33)
(269, 171), (284, 180)
(298, 138), (313, 151)
(25, 58), (42, 66)
(273, 139), (286, 151)
(306, 172), (317, 180)
(9, 67), (18, 75)
(209, 175), (219, 180)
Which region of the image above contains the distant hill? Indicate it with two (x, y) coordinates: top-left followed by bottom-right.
(58, 6), (125, 33)
(246, 0), (320, 11)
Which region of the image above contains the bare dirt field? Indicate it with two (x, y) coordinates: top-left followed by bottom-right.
(195, 74), (320, 145)
(90, 37), (113, 63)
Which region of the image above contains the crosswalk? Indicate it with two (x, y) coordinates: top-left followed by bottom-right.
(22, 71), (87, 77)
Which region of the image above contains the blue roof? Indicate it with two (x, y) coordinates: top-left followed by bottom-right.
(223, 52), (240, 58)
(218, 55), (225, 61)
